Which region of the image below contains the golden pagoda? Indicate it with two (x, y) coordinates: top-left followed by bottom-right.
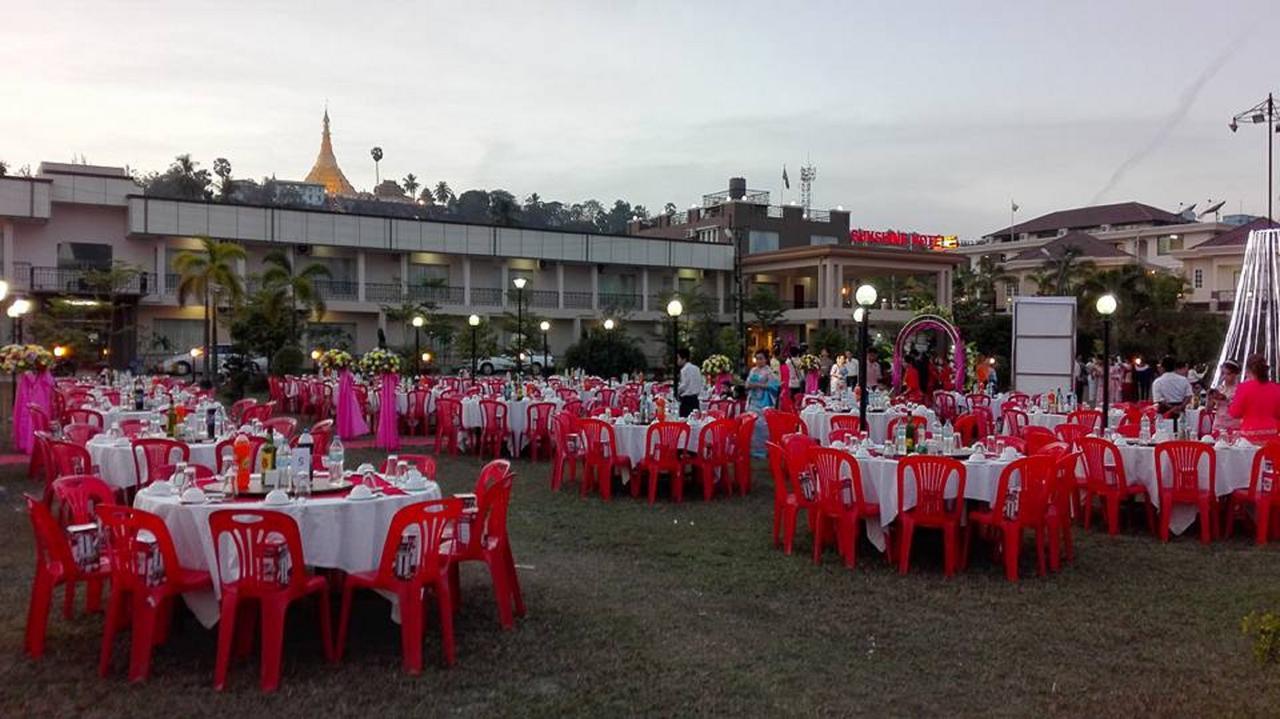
(304, 108), (356, 196)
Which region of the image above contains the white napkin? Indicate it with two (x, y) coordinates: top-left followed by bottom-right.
(148, 480), (175, 497)
(347, 484), (373, 500)
(263, 489), (290, 506)
(180, 487), (206, 503)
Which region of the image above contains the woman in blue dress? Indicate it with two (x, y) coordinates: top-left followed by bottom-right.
(746, 350), (779, 456)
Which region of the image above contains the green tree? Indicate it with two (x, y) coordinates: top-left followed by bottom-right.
(1028, 246), (1094, 296)
(260, 249), (330, 343)
(458, 317), (498, 371)
(743, 287), (786, 336)
(174, 238), (246, 383)
(433, 181), (455, 206)
(141, 154), (213, 200)
(402, 173), (420, 199)
(563, 327), (647, 378)
(228, 287), (291, 373)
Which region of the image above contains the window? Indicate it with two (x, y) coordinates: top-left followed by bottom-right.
(696, 227), (721, 243)
(312, 257), (355, 282)
(601, 273), (637, 294)
(409, 263), (449, 286)
(1005, 280), (1019, 298)
(748, 230), (779, 254)
(810, 235), (838, 246)
(57, 242), (112, 269)
(1193, 268), (1203, 289)
(1157, 235), (1183, 255)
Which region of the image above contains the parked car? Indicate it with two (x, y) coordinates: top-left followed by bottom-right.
(154, 344), (267, 377)
(474, 351), (555, 376)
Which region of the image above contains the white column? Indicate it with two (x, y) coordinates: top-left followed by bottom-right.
(500, 264), (510, 309)
(556, 262), (565, 309)
(591, 265), (599, 311)
(641, 269), (650, 311)
(716, 272), (725, 314)
(155, 242), (166, 296)
(357, 251), (366, 303)
(462, 257), (472, 305)
(399, 254), (409, 299)
(573, 316), (582, 340)
(816, 260), (825, 311)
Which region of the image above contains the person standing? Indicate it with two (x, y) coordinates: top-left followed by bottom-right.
(818, 348), (833, 395)
(1229, 354), (1280, 442)
(785, 347), (804, 404)
(676, 347), (703, 418)
(1086, 356), (1102, 406)
(1208, 359), (1241, 434)
(829, 353), (848, 393)
(1151, 355), (1192, 418)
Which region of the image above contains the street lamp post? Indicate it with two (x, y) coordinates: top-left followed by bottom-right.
(468, 314), (481, 379)
(603, 318), (616, 377)
(1096, 294), (1117, 432)
(855, 284), (878, 430)
(666, 298), (684, 383)
(310, 348), (322, 374)
(8, 297), (32, 344)
(412, 315), (424, 376)
(539, 320), (550, 376)
(512, 277), (527, 376)
(1230, 93), (1279, 223)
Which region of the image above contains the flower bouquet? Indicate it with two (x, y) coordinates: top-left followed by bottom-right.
(700, 354), (734, 396)
(360, 347), (402, 377)
(798, 353), (820, 372)
(0, 344), (53, 373)
(318, 349), (354, 372)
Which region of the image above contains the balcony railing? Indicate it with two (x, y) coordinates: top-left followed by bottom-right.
(599, 292), (642, 310)
(410, 284), (465, 305)
(564, 291), (593, 309)
(365, 282), (404, 304)
(525, 289), (559, 309)
(27, 266), (158, 296)
(313, 279), (358, 301)
(1212, 289), (1236, 303)
(471, 287), (503, 306)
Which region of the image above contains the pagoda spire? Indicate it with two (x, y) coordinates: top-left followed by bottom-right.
(305, 106), (355, 196)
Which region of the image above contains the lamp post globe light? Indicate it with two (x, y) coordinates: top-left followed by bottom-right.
(667, 298), (684, 382)
(0, 279), (9, 303)
(603, 318), (615, 331)
(512, 276), (528, 376)
(539, 320), (551, 375)
(411, 315), (425, 376)
(7, 297), (31, 344)
(1096, 293), (1117, 431)
(468, 314), (481, 378)
(855, 283), (878, 428)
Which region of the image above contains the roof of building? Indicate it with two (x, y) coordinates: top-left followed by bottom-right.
(1192, 217), (1280, 248)
(985, 201), (1184, 239)
(1009, 231), (1132, 262)
(304, 109), (357, 196)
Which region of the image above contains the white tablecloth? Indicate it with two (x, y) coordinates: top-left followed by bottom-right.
(611, 419), (707, 467)
(134, 482), (440, 627)
(101, 409), (163, 430)
(87, 437), (221, 490)
(802, 408), (937, 445)
(460, 397), (563, 452)
(1117, 442), (1255, 535)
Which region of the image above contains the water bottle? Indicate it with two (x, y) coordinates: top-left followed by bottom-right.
(1139, 415), (1150, 442)
(328, 435), (345, 480)
(296, 429), (314, 487)
(895, 423), (907, 454)
(206, 407), (217, 441)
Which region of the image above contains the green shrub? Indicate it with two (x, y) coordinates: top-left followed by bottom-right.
(1242, 611), (1280, 665)
(271, 345), (305, 376)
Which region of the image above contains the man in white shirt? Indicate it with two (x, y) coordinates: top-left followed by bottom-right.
(676, 347), (704, 417)
(1151, 355), (1192, 417)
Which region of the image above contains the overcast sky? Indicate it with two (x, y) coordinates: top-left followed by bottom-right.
(3, 0), (1277, 238)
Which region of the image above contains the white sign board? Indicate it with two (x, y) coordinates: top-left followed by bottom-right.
(1011, 296), (1076, 396)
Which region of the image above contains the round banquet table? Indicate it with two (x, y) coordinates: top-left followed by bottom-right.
(134, 480), (441, 627)
(101, 408), (164, 430)
(1116, 440), (1256, 535)
(801, 407), (937, 445)
(611, 417), (708, 468)
(87, 436), (221, 491)
(459, 396), (563, 452)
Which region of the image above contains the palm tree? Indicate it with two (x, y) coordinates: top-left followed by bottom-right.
(402, 173), (420, 199)
(1029, 246), (1095, 296)
(433, 181), (454, 205)
(174, 238), (247, 383)
(260, 249), (331, 343)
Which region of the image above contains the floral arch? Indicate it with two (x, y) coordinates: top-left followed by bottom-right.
(891, 313), (966, 390)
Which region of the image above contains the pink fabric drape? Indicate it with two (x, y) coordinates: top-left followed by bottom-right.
(335, 369), (369, 440)
(377, 373), (400, 450)
(778, 362), (793, 412)
(12, 370), (52, 455)
(805, 370), (819, 394)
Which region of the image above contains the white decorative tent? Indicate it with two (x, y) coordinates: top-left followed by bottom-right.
(1214, 228), (1280, 383)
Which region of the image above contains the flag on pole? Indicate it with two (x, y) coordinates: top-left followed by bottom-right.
(1011, 200), (1019, 213)
(782, 165), (790, 190)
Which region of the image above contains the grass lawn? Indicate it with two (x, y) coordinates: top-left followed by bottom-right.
(3, 446), (1280, 716)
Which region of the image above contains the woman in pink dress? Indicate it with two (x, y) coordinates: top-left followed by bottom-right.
(1208, 359), (1241, 435)
(1229, 355), (1280, 442)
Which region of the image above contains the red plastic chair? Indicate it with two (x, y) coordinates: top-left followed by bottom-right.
(50, 474), (115, 526)
(953, 414), (979, 446)
(992, 435), (1027, 454)
(966, 393), (991, 410)
(1054, 422), (1089, 448)
(965, 455), (1053, 582)
(29, 403), (53, 436)
(706, 398), (739, 418)
(401, 388), (429, 436)
(733, 413), (758, 495)
(229, 398), (258, 425)
(1078, 436), (1154, 535)
(896, 455), (967, 577)
(96, 505), (212, 681)
(933, 391), (959, 423)
(596, 387), (617, 408)
(1023, 426), (1057, 455)
(261, 416), (298, 440)
(131, 438), (190, 491)
(61, 422), (102, 447)
(1197, 410), (1215, 439)
(434, 397), (463, 455)
(807, 446), (880, 569)
(154, 463), (217, 487)
(766, 441), (794, 550)
(638, 421), (691, 503)
(972, 406), (995, 439)
(1007, 392), (1030, 408)
(578, 418), (631, 501)
(1153, 440), (1217, 543)
(692, 418), (738, 501)
(779, 433), (820, 555)
(62, 408), (104, 428)
(337, 498), (462, 672)
(763, 408), (804, 444)
(448, 460), (526, 629)
(47, 438), (96, 479)
(1002, 408), (1029, 437)
(829, 414), (862, 439)
(478, 399), (509, 459)
(240, 401), (275, 425)
(886, 414), (928, 439)
(214, 434), (268, 473)
(1067, 409), (1102, 433)
(550, 412), (584, 491)
(1225, 439), (1280, 544)
(379, 454), (437, 480)
(208, 509), (335, 692)
(524, 401), (556, 461)
(23, 494), (112, 658)
(117, 418), (146, 439)
(1047, 451), (1079, 569)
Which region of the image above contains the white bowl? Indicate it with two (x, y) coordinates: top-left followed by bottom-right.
(347, 484), (374, 501)
(180, 487), (207, 504)
(148, 480), (175, 497)
(263, 489), (290, 506)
